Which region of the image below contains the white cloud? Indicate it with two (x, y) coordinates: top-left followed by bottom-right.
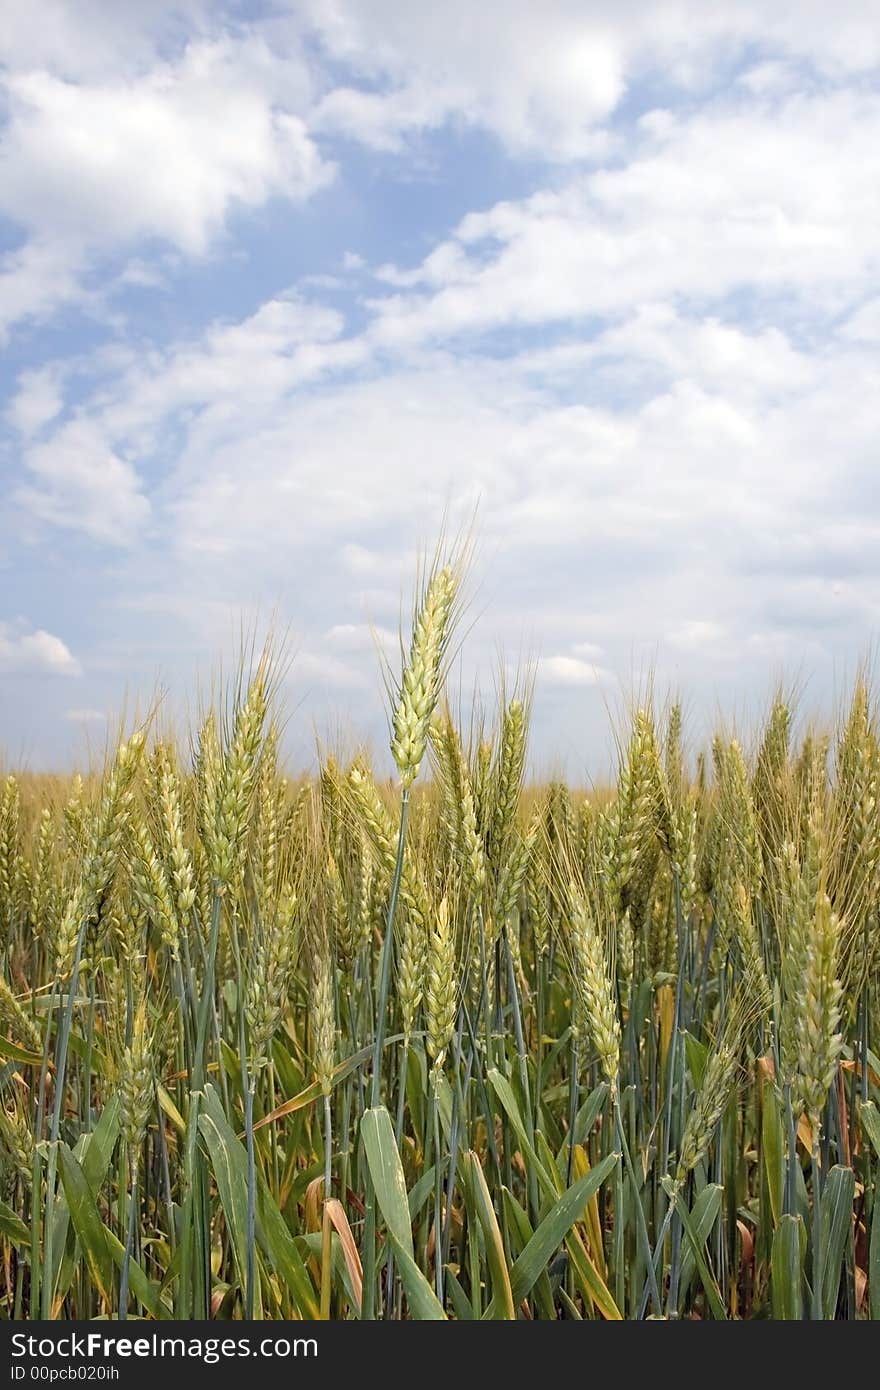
(304, 1), (880, 157)
(667, 621), (727, 652)
(0, 623), (82, 677)
(96, 296), (356, 451)
(365, 88), (880, 352)
(307, 3), (622, 158)
(0, 41), (331, 256)
(0, 26), (331, 336)
(841, 298), (880, 344)
(15, 418), (150, 544)
(0, 2), (209, 82)
(295, 649), (368, 690)
(21, 280), (880, 677)
(2, 0), (878, 346)
(0, 238), (89, 344)
(5, 365), (66, 435)
(14, 185), (879, 760)
(538, 655), (610, 686)
(66, 707), (107, 723)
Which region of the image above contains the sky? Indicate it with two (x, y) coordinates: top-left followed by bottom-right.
(1, 1), (879, 778)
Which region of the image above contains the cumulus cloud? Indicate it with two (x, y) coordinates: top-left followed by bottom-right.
(15, 280), (880, 733)
(304, 1), (880, 157)
(1, 0), (878, 345)
(14, 418), (150, 544)
(0, 1), (209, 81)
(0, 237), (89, 344)
(538, 655), (611, 686)
(0, 623), (82, 677)
(95, 295), (355, 451)
(5, 365), (65, 436)
(0, 25), (331, 334)
(364, 90), (880, 352)
(295, 649), (368, 690)
(0, 43), (330, 256)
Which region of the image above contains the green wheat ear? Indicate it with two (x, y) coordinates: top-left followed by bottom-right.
(566, 880), (620, 1088)
(391, 564), (459, 788)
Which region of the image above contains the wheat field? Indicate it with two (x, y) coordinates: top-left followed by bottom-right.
(1, 554), (878, 1321)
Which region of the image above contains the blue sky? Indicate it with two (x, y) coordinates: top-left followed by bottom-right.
(2, 1), (879, 777)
